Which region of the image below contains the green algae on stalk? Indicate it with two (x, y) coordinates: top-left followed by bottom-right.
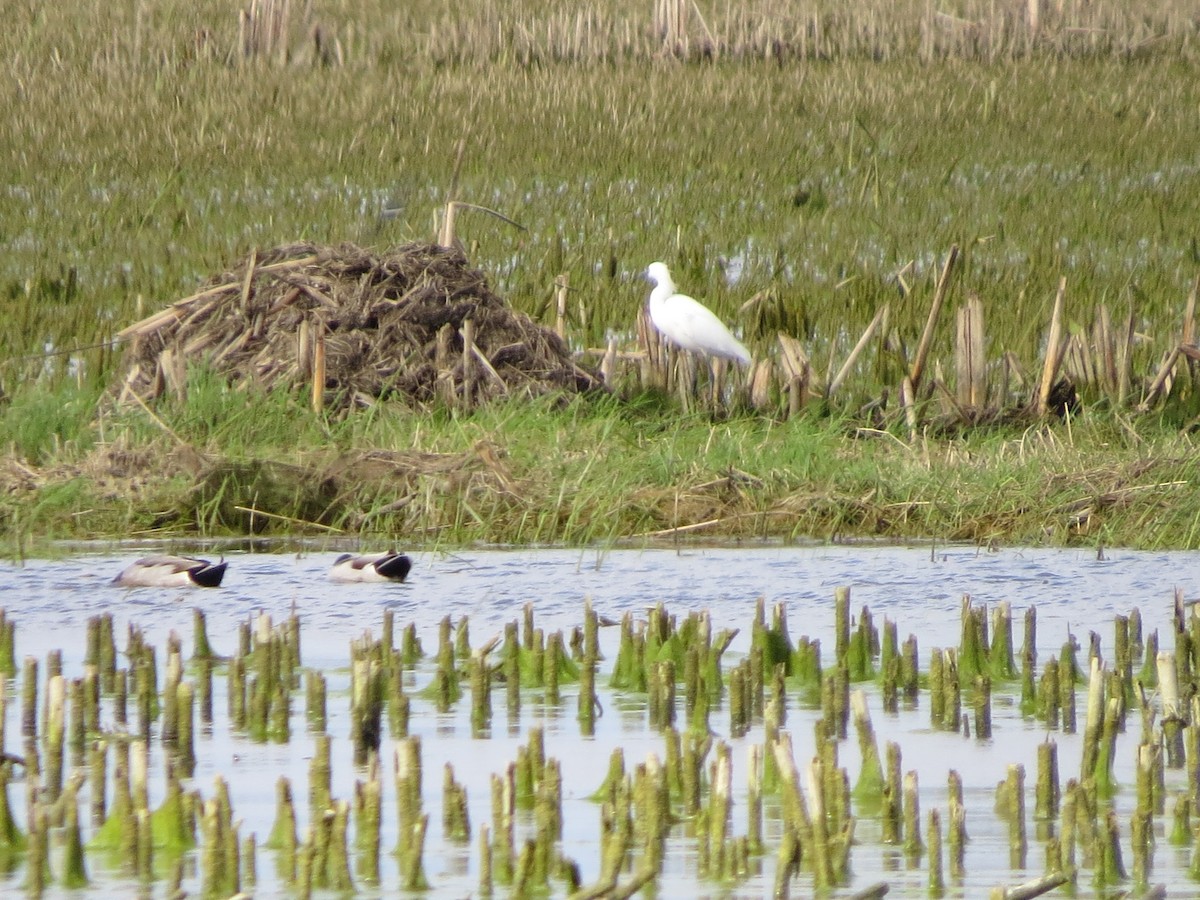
(388, 665), (410, 738)
(988, 601), (1018, 681)
(0, 612), (15, 677)
(881, 741), (903, 845)
(43, 675), (65, 803)
(309, 734), (333, 825)
(1020, 606), (1037, 714)
(265, 777), (298, 881)
(88, 739), (132, 852)
(227, 655), (247, 732)
(1135, 741), (1164, 820)
(191, 608), (218, 661)
(701, 741), (730, 878)
(176, 681), (195, 777)
(295, 830), (315, 899)
(242, 834), (257, 889)
(86, 739), (107, 825)
(947, 770), (966, 881)
(608, 612), (645, 692)
(305, 671), (327, 732)
(850, 690), (886, 806)
(544, 630), (564, 705)
(728, 662), (748, 737)
(903, 770), (924, 861)
(465, 657), (489, 739)
(442, 764), (471, 842)
(958, 598), (989, 684)
(1035, 740), (1061, 822)
(648, 658), (677, 729)
(928, 808), (945, 898)
(973, 674), (993, 739)
(351, 657), (385, 764)
(0, 761), (26, 854)
(425, 616), (461, 710)
(150, 758), (195, 853)
(502, 621), (521, 716)
(1095, 809), (1128, 886)
(324, 800), (355, 892)
(195, 659), (213, 726)
(135, 808), (154, 884)
(590, 747), (626, 807)
(23, 804), (48, 894)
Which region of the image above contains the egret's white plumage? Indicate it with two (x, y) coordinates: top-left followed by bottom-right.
(329, 552), (413, 583)
(645, 262), (751, 365)
(113, 555), (227, 588)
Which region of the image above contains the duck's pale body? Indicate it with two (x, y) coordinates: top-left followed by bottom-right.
(113, 555), (227, 588)
(645, 262), (751, 365)
(329, 552), (413, 583)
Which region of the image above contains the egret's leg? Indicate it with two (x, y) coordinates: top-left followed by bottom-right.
(708, 357), (725, 410)
(675, 352), (697, 413)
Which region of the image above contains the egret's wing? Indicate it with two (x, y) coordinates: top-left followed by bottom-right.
(668, 295), (746, 359)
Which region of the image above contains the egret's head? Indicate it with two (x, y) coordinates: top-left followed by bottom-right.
(645, 261), (671, 286)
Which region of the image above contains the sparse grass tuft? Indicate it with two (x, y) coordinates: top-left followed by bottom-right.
(0, 377), (1197, 548)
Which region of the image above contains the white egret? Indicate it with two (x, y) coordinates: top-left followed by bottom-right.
(113, 555), (227, 588)
(329, 551), (413, 583)
(645, 262), (751, 365)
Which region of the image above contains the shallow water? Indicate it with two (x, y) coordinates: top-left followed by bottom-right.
(1, 543), (1197, 897)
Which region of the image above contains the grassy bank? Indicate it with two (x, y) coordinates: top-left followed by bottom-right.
(2, 2), (1199, 549)
(1, 374), (1197, 550)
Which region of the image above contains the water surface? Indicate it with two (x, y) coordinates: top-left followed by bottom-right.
(0, 544), (1194, 897)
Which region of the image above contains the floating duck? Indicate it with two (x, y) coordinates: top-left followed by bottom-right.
(329, 552), (413, 583)
(645, 262), (751, 365)
(113, 555), (228, 588)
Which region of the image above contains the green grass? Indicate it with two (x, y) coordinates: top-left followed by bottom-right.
(3, 3), (1200, 397)
(0, 374), (1196, 548)
(1, 2), (1199, 547)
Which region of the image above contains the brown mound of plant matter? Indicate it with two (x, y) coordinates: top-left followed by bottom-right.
(115, 241), (602, 409)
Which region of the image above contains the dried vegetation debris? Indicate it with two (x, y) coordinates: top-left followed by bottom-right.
(115, 241), (602, 409)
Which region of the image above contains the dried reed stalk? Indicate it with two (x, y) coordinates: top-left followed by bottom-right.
(435, 323), (453, 407)
(117, 255), (319, 340)
(900, 376), (918, 442)
(909, 245), (959, 391)
(599, 338), (617, 386)
(439, 201), (526, 250)
(749, 359), (772, 410)
(1140, 345), (1182, 411)
(461, 318), (476, 409)
(311, 321), (325, 414)
(240, 248), (258, 313)
(1118, 306), (1135, 406)
(777, 332), (812, 415)
(954, 296), (985, 409)
(239, 0), (292, 63)
(1035, 277), (1068, 416)
(1094, 305), (1116, 397)
(638, 308), (667, 390)
(1180, 274), (1198, 383)
(555, 275), (569, 340)
(829, 304), (888, 398)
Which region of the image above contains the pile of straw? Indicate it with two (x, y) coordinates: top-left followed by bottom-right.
(116, 242), (602, 410)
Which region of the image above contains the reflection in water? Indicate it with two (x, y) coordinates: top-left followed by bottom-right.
(0, 545), (1193, 897)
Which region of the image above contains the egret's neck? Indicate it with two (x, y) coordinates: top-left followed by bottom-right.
(649, 279), (675, 310)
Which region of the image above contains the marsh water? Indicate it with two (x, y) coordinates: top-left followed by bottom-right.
(1, 543), (1197, 897)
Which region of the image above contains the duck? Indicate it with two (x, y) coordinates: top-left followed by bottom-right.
(329, 551), (413, 583)
(113, 555), (228, 588)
